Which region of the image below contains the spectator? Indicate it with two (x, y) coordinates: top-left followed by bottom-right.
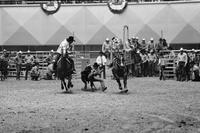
(102, 38), (111, 60)
(155, 38), (163, 52)
(191, 63), (200, 81)
(176, 48), (188, 81)
(14, 51), (23, 80)
(24, 50), (34, 80)
(148, 50), (157, 77)
(96, 51), (107, 79)
(30, 62), (40, 81)
(140, 50), (148, 77)
(158, 52), (166, 80)
(140, 38), (147, 51)
(45, 50), (55, 66)
(134, 50), (142, 77)
(147, 37), (155, 52)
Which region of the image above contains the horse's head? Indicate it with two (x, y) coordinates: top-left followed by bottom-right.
(113, 53), (126, 68)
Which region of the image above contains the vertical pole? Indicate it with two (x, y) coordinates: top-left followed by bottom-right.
(161, 30), (163, 39)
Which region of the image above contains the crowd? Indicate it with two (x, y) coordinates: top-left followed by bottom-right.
(99, 36), (200, 81)
(0, 49), (55, 81)
(0, 36), (200, 84)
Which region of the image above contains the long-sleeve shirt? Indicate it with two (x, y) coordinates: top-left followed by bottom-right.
(158, 58), (166, 66)
(24, 55), (34, 64)
(96, 55), (107, 66)
(14, 56), (23, 65)
(148, 53), (157, 62)
(177, 52), (188, 64)
(57, 39), (74, 54)
(102, 42), (111, 53)
(140, 53), (148, 63)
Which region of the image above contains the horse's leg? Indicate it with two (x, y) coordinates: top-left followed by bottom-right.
(67, 75), (73, 88)
(123, 73), (128, 93)
(63, 79), (68, 92)
(61, 80), (64, 90)
(112, 69), (122, 90)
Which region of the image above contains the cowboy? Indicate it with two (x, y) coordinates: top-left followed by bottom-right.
(148, 49), (157, 77)
(30, 62), (40, 81)
(96, 51), (107, 79)
(102, 38), (111, 59)
(53, 36), (76, 74)
(158, 52), (166, 80)
(111, 37), (120, 52)
(134, 50), (142, 77)
(24, 50), (34, 80)
(88, 62), (107, 92)
(14, 51), (23, 80)
(155, 38), (163, 52)
(177, 48), (188, 81)
(140, 50), (148, 77)
(140, 38), (147, 51)
(147, 37), (155, 52)
(0, 49), (6, 59)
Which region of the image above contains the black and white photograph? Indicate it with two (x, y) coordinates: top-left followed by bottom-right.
(0, 0), (200, 132)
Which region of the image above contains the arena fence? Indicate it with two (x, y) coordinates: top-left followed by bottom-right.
(1, 49), (200, 80)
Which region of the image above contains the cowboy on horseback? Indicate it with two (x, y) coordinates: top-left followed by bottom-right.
(53, 36), (76, 74)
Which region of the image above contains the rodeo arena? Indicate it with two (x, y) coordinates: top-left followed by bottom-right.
(1, 0), (200, 132)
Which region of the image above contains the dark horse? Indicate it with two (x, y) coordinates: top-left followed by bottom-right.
(0, 58), (9, 81)
(56, 53), (73, 92)
(109, 52), (128, 93)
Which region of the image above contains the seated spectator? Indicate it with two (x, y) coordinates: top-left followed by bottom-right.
(30, 63), (40, 81)
(191, 63), (200, 81)
(44, 64), (55, 80)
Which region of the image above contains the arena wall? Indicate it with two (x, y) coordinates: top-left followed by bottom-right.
(0, 1), (200, 51)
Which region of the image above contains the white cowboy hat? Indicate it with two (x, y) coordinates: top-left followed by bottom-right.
(136, 37), (139, 40)
(18, 51), (22, 54)
(142, 38), (145, 41)
(3, 49), (7, 52)
(180, 48), (183, 51)
(106, 38), (109, 41)
(50, 49), (54, 53)
(27, 50), (30, 53)
(150, 37), (154, 40)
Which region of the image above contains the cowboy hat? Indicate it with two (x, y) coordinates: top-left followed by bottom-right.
(67, 36), (75, 42)
(93, 62), (99, 68)
(106, 38), (109, 41)
(18, 51), (22, 54)
(180, 48), (183, 51)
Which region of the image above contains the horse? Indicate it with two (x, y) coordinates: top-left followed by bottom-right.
(56, 52), (74, 92)
(81, 65), (96, 91)
(109, 52), (128, 93)
(0, 58), (9, 81)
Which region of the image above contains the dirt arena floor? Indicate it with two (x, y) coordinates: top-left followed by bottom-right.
(0, 77), (200, 133)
